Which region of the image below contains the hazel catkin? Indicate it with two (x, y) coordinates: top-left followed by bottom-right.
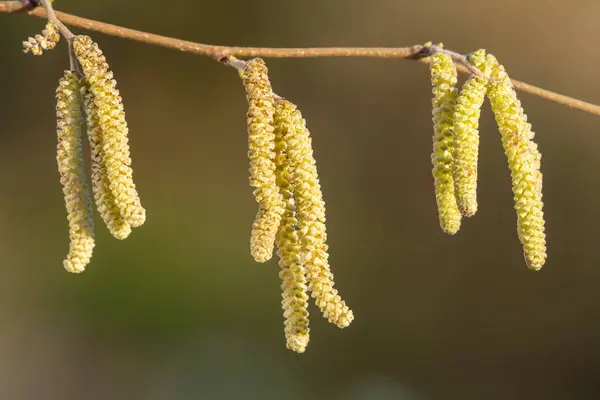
(23, 23), (60, 56)
(243, 58), (285, 263)
(73, 35), (146, 229)
(486, 54), (547, 270)
(274, 99), (353, 329)
(429, 46), (462, 234)
(82, 82), (132, 240)
(452, 49), (492, 217)
(56, 71), (95, 273)
(274, 116), (311, 353)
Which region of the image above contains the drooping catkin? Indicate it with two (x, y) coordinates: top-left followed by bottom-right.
(72, 35), (146, 229)
(486, 54), (547, 270)
(452, 49), (491, 217)
(274, 99), (353, 329)
(243, 58), (285, 263)
(82, 83), (132, 240)
(56, 71), (95, 273)
(430, 46), (462, 234)
(274, 115), (310, 353)
(23, 23), (60, 56)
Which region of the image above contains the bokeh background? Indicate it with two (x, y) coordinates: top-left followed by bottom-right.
(1, 0), (600, 399)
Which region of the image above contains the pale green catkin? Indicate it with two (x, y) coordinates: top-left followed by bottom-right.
(274, 109), (311, 353)
(274, 99), (353, 329)
(452, 49), (492, 217)
(82, 82), (132, 240)
(243, 58), (285, 263)
(23, 23), (60, 56)
(73, 35), (146, 229)
(56, 71), (95, 273)
(486, 54), (547, 270)
(430, 46), (462, 234)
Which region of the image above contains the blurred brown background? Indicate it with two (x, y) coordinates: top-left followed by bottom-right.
(2, 0), (600, 399)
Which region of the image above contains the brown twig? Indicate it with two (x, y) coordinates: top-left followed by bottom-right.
(1, 1), (30, 13)
(1, 2), (599, 116)
(39, 0), (73, 40)
(37, 0), (79, 73)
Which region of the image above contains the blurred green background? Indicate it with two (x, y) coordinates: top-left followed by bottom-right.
(2, 0), (600, 399)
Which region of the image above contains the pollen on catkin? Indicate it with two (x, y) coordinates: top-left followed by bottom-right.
(73, 35), (146, 229)
(56, 71), (95, 273)
(430, 46), (462, 234)
(274, 99), (353, 329)
(486, 54), (547, 270)
(23, 23), (60, 56)
(274, 120), (310, 353)
(452, 49), (491, 217)
(82, 83), (132, 240)
(243, 58), (285, 263)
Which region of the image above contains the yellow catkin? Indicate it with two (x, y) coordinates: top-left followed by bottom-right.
(274, 117), (310, 353)
(56, 71), (95, 273)
(23, 23), (60, 56)
(82, 83), (132, 240)
(486, 54), (547, 270)
(275, 99), (353, 329)
(430, 46), (462, 234)
(452, 49), (492, 217)
(73, 35), (146, 229)
(243, 58), (285, 262)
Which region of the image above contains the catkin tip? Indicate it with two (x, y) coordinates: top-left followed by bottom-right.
(63, 260), (85, 274)
(250, 208), (281, 262)
(286, 335), (309, 353)
(526, 256), (544, 271)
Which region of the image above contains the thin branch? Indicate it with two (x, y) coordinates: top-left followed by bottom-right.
(39, 0), (73, 40)
(420, 44), (492, 81)
(1, 2), (600, 117)
(1, 1), (30, 13)
(37, 0), (79, 73)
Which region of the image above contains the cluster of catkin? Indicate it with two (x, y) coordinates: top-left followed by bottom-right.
(22, 22), (60, 55)
(429, 46), (546, 270)
(241, 58), (354, 353)
(48, 34), (145, 272)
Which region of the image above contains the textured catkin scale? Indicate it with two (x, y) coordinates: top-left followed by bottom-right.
(23, 23), (60, 56)
(82, 83), (132, 240)
(430, 49), (462, 234)
(275, 100), (353, 329)
(56, 71), (95, 273)
(273, 116), (310, 353)
(452, 49), (491, 217)
(486, 54), (547, 270)
(243, 58), (285, 262)
(73, 35), (146, 229)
